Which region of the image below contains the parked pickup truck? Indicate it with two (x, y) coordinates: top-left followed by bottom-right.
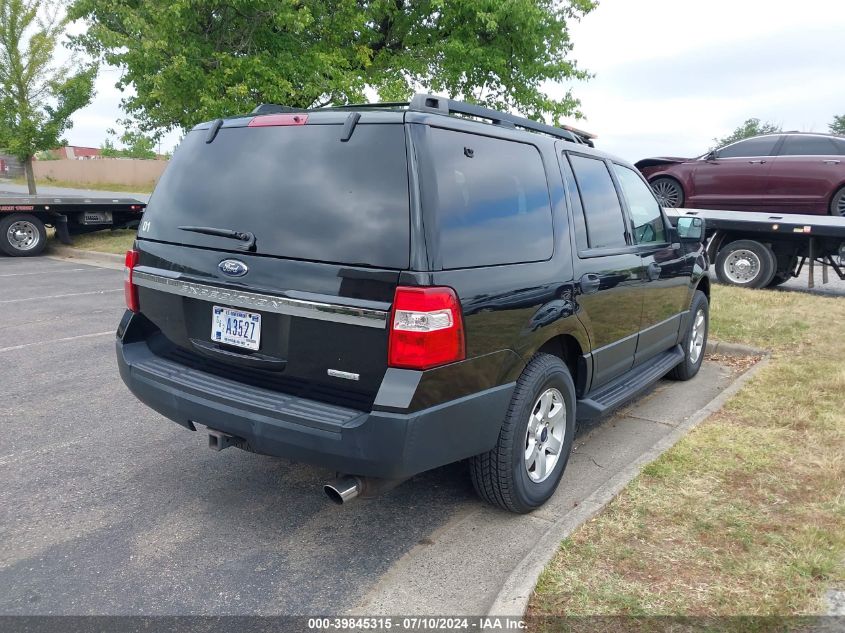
(116, 94), (710, 513)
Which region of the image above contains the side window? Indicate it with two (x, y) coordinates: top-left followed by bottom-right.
(779, 135), (840, 156)
(613, 164), (667, 244)
(426, 128), (554, 269)
(717, 136), (780, 158)
(568, 154), (628, 249)
(560, 154), (589, 251)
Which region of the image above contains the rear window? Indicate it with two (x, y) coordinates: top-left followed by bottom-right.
(422, 128), (553, 269)
(140, 124), (410, 269)
(779, 135), (841, 156)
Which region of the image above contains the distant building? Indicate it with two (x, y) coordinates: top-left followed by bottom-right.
(45, 146), (102, 160)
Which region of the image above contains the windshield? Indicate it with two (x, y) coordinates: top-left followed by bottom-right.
(140, 123), (410, 269)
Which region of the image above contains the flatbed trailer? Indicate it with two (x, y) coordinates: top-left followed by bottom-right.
(0, 195), (146, 257)
(665, 207), (845, 289)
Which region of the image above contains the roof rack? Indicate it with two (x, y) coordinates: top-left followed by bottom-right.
(250, 93), (596, 145)
(408, 94), (595, 146)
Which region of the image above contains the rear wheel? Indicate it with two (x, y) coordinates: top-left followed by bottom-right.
(830, 187), (845, 217)
(650, 177), (685, 208)
(470, 354), (576, 514)
(715, 239), (777, 288)
(0, 213), (47, 256)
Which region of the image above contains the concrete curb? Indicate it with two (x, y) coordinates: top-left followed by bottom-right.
(487, 354), (771, 617)
(706, 340), (768, 357)
(46, 245), (124, 270)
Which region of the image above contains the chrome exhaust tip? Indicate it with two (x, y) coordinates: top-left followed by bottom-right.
(323, 476), (361, 505)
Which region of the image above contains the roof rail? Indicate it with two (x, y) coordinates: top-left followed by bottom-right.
(249, 95), (596, 145)
(408, 93), (595, 146)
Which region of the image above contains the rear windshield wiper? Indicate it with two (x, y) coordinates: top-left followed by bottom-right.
(178, 225), (256, 252)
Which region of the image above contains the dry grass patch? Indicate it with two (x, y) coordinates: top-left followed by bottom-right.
(529, 286), (845, 622)
(48, 229), (137, 255)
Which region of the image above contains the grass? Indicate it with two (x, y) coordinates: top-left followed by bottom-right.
(529, 285), (845, 625)
(8, 176), (154, 194)
(48, 229), (137, 255)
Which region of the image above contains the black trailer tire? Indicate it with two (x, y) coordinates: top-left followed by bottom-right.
(715, 239), (777, 288)
(469, 354), (576, 514)
(830, 187), (845, 217)
(0, 213), (47, 256)
(650, 177), (685, 208)
(668, 290), (709, 381)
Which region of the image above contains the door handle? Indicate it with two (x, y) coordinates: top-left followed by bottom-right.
(822, 159), (841, 165)
(646, 262), (662, 281)
(579, 273), (601, 295)
(747, 160), (767, 164)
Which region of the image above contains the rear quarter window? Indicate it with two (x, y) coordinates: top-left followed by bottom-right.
(422, 128), (554, 269)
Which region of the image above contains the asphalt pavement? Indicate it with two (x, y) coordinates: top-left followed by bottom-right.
(1, 256), (748, 615)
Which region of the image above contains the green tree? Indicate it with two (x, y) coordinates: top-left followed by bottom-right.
(830, 115), (845, 135)
(712, 118), (781, 149)
(0, 0), (96, 193)
(70, 0), (596, 137)
(100, 122), (157, 159)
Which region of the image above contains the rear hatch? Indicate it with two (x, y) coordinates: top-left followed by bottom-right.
(133, 113), (410, 410)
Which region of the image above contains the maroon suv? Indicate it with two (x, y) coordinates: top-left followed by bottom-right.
(636, 133), (845, 216)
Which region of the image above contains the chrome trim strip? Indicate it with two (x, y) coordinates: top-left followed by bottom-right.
(132, 271), (388, 329)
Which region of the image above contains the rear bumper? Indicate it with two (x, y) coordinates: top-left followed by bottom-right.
(116, 330), (514, 479)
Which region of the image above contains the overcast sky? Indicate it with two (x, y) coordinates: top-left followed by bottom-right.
(65, 0), (845, 161)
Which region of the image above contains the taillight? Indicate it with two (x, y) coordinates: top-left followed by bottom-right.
(388, 286), (465, 370)
(124, 249), (140, 312)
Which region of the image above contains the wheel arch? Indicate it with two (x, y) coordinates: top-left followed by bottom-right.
(535, 333), (589, 396)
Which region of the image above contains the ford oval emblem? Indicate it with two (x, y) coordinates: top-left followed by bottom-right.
(219, 259), (249, 277)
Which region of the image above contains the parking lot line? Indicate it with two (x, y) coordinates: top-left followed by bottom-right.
(0, 330), (112, 353)
(0, 289), (121, 303)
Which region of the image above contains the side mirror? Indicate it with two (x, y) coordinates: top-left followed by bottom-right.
(705, 149), (718, 161)
(677, 216), (706, 242)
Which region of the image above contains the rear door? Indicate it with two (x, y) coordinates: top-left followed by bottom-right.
(764, 134), (844, 213)
(133, 117), (411, 409)
(690, 136), (781, 210)
(564, 152), (644, 388)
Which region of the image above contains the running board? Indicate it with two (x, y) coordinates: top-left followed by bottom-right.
(577, 345), (685, 422)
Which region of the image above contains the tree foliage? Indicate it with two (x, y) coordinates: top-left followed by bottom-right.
(0, 0), (96, 193)
(70, 0), (596, 136)
(712, 118), (781, 149)
(100, 121), (157, 159)
(830, 115), (845, 135)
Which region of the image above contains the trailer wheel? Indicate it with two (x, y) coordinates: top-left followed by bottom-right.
(0, 213), (47, 257)
(830, 187), (845, 217)
(715, 239), (776, 288)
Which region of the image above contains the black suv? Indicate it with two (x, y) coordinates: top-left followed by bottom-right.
(116, 94), (709, 513)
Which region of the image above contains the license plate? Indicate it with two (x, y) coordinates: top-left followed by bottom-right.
(80, 211), (113, 225)
(211, 306), (261, 350)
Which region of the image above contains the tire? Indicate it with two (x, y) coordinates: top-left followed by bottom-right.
(469, 353), (576, 514)
(668, 290), (709, 381)
(650, 177), (685, 208)
(830, 187), (845, 217)
(0, 213), (47, 256)
(714, 239), (777, 288)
